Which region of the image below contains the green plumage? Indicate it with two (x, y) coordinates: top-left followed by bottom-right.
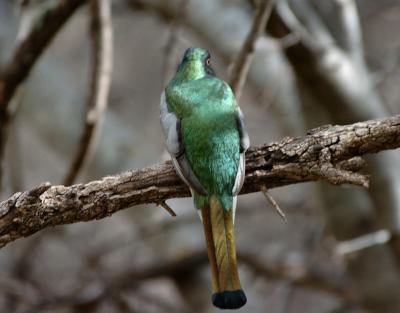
(165, 48), (240, 210)
(163, 47), (247, 309)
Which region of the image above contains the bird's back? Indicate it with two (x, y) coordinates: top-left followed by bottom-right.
(166, 77), (240, 207)
(162, 48), (249, 309)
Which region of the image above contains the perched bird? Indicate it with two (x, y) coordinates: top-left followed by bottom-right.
(160, 47), (250, 309)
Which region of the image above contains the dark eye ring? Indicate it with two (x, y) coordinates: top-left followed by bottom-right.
(205, 58), (211, 66)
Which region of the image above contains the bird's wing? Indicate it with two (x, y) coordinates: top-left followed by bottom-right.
(236, 107), (250, 153)
(160, 91), (207, 195)
(232, 108), (250, 196)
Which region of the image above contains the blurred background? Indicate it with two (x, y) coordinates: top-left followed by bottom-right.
(1, 0), (400, 312)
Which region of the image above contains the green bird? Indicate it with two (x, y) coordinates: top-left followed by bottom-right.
(160, 47), (250, 309)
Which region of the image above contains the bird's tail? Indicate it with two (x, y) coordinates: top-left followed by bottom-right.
(200, 195), (246, 309)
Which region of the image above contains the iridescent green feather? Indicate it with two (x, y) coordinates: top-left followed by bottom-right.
(165, 48), (240, 210)
(162, 47), (248, 309)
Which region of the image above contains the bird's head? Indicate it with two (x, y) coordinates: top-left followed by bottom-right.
(173, 47), (215, 82)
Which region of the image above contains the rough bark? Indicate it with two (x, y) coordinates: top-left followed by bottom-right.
(0, 114), (399, 249)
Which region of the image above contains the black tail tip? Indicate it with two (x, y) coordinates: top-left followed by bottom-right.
(212, 290), (247, 309)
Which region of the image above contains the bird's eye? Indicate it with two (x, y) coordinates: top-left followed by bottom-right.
(205, 57), (211, 66)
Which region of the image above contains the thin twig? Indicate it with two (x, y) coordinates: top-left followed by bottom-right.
(157, 200), (177, 217)
(229, 0), (275, 101)
(63, 0), (113, 186)
(273, 0), (323, 51)
(261, 186), (286, 221)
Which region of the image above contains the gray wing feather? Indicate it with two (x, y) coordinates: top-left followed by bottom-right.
(160, 92), (207, 195)
(236, 107), (250, 152)
(172, 155), (207, 195)
(232, 108), (250, 195)
(160, 92), (182, 156)
(232, 153), (246, 195)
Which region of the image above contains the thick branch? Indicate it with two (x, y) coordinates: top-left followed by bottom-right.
(0, 115), (399, 248)
(63, 0), (113, 185)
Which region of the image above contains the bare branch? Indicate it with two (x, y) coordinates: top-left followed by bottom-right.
(334, 0), (364, 64)
(229, 0), (275, 101)
(0, 115), (399, 248)
(63, 0), (113, 185)
(158, 200), (177, 217)
(0, 0), (88, 189)
(270, 0), (384, 122)
(0, 0), (88, 108)
(261, 186), (286, 220)
(336, 229), (391, 255)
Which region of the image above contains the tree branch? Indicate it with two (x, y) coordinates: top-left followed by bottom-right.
(0, 0), (88, 109)
(0, 114), (399, 248)
(0, 0), (88, 188)
(229, 0), (275, 101)
(63, 0), (113, 185)
(334, 0), (364, 64)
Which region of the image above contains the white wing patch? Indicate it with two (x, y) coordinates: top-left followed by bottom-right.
(232, 107), (250, 195)
(237, 107), (250, 152)
(160, 91), (207, 195)
(160, 91), (181, 156)
(232, 153), (245, 195)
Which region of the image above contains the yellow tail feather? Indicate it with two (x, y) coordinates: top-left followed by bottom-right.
(200, 196), (246, 309)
